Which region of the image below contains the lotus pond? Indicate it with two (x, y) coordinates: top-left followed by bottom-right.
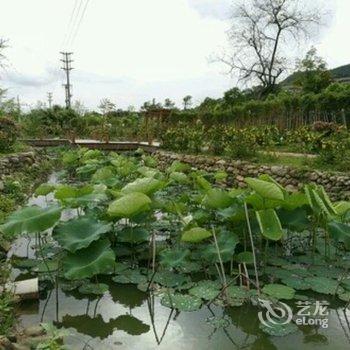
(2, 148), (350, 349)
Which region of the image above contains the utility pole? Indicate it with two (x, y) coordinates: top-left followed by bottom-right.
(60, 52), (73, 109)
(47, 92), (53, 108)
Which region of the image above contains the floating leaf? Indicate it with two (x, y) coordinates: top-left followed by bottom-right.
(304, 276), (343, 295)
(108, 192), (151, 218)
(181, 227), (212, 243)
(154, 271), (191, 288)
(63, 239), (115, 280)
(259, 321), (298, 337)
(262, 284), (295, 300)
(256, 209), (283, 241)
(281, 277), (311, 291)
(159, 248), (190, 268)
(189, 280), (220, 300)
(53, 216), (111, 253)
(0, 206), (61, 236)
(161, 293), (202, 311)
(78, 283), (109, 295)
(112, 269), (147, 284)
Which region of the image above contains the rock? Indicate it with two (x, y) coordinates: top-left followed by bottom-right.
(0, 336), (14, 350)
(12, 345), (30, 350)
(23, 325), (44, 337)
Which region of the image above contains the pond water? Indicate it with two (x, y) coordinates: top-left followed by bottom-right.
(9, 173), (350, 350)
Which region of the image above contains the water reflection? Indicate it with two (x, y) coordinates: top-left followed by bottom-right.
(55, 314), (150, 339)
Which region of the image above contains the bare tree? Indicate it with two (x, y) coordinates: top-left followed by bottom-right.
(220, 0), (323, 96)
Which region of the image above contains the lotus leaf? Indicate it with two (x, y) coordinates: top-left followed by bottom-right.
(108, 192), (151, 218)
(181, 227), (212, 243)
(161, 293), (202, 311)
(63, 239), (115, 280)
(1, 206), (61, 236)
(262, 284), (295, 300)
(53, 216), (111, 253)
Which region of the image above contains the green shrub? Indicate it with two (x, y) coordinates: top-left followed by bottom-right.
(0, 117), (19, 152)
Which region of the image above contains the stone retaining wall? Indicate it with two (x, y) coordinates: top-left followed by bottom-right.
(0, 151), (40, 178)
(154, 150), (350, 201)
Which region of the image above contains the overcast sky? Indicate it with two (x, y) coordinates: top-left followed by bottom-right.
(0, 0), (349, 110)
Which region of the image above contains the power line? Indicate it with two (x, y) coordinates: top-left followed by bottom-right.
(62, 0), (84, 49)
(69, 0), (91, 47)
(60, 52), (73, 108)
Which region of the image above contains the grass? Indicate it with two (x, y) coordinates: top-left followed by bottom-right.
(0, 142), (29, 158)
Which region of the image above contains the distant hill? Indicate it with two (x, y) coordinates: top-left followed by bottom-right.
(281, 64), (350, 86)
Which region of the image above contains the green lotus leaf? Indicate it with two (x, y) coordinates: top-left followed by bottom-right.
(112, 269), (147, 284)
(53, 216), (112, 253)
(235, 251), (254, 264)
(92, 167), (114, 182)
(169, 172), (189, 184)
(338, 291), (350, 302)
(161, 293), (202, 311)
(195, 175), (212, 191)
(108, 192), (152, 218)
(78, 283), (109, 295)
(167, 161), (191, 173)
(278, 208), (310, 232)
(227, 286), (249, 300)
(33, 260), (59, 273)
(259, 321), (298, 337)
(245, 177), (284, 201)
(159, 248), (190, 268)
(154, 271), (191, 288)
(281, 277), (311, 291)
(55, 185), (92, 201)
(0, 206), (61, 236)
(304, 276), (343, 295)
(202, 231), (239, 263)
(63, 239), (115, 280)
(256, 209), (283, 241)
(262, 284), (295, 300)
(34, 183), (55, 197)
(181, 227), (212, 243)
(116, 227), (149, 244)
(121, 177), (164, 195)
(328, 221), (350, 250)
(334, 201), (350, 216)
(189, 280), (221, 300)
(341, 278), (350, 291)
(60, 280), (84, 292)
(202, 189), (233, 209)
(265, 267), (294, 280)
(12, 258), (39, 269)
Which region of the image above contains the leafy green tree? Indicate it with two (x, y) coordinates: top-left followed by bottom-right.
(164, 98), (176, 109)
(99, 98), (116, 115)
(296, 47), (333, 94)
(183, 95), (193, 110)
